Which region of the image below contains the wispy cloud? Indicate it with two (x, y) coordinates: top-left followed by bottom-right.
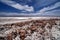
(0, 0), (60, 16)
(0, 12), (39, 16)
(0, 0), (34, 12)
(38, 2), (60, 13)
(0, 12), (43, 17)
(0, 9), (60, 17)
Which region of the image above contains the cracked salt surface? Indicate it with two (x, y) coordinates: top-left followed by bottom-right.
(51, 21), (60, 40)
(0, 18), (60, 40)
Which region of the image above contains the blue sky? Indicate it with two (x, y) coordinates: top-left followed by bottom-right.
(0, 0), (60, 17)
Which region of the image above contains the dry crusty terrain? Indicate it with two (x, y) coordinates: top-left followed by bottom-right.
(0, 17), (60, 40)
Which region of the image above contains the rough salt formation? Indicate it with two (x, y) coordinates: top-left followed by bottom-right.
(0, 19), (60, 40)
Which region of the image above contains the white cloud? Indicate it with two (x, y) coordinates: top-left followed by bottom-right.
(0, 12), (41, 16)
(24, 5), (34, 12)
(0, 0), (34, 12)
(0, 9), (60, 16)
(38, 2), (60, 13)
(44, 9), (60, 15)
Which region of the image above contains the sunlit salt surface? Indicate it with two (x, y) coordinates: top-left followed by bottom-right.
(0, 17), (60, 25)
(0, 17), (60, 40)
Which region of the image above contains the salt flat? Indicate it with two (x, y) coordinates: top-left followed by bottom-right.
(0, 17), (60, 25)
